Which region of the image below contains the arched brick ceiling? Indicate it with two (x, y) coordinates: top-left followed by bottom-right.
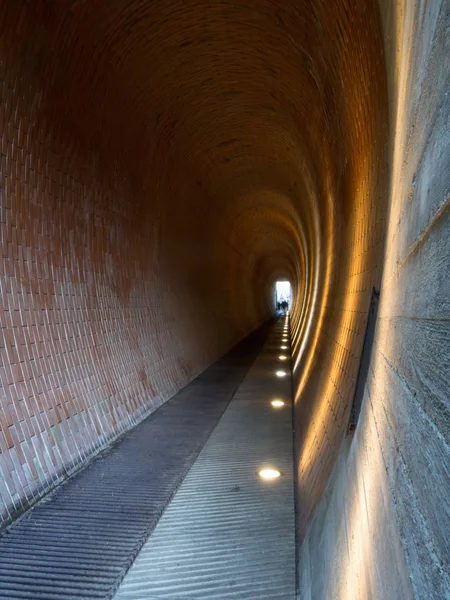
(1, 0), (389, 535)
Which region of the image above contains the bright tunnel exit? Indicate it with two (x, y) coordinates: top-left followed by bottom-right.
(275, 280), (292, 311)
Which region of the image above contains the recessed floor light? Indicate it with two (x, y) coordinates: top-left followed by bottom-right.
(281, 345), (288, 350)
(258, 468), (282, 480)
(276, 370), (287, 377)
(279, 355), (287, 360)
(271, 400), (285, 408)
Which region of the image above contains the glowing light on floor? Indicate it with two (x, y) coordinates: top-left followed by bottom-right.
(276, 370), (287, 377)
(279, 355), (287, 360)
(281, 345), (288, 350)
(257, 468), (282, 480)
(271, 400), (285, 408)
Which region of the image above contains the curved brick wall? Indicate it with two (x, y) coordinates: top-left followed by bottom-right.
(0, 0), (304, 524)
(0, 1), (449, 597)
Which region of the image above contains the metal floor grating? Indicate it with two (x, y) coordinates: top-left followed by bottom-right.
(0, 323), (271, 600)
(114, 319), (296, 600)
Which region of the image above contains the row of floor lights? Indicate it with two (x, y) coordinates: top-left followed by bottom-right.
(258, 314), (291, 481)
(277, 315), (290, 377)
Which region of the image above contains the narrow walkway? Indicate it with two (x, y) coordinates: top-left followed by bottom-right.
(114, 315), (295, 600)
(0, 323), (271, 600)
(0, 317), (295, 600)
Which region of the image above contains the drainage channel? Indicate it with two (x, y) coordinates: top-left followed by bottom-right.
(114, 314), (295, 600)
(0, 322), (272, 600)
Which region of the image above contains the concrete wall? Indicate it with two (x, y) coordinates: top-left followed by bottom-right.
(296, 1), (450, 598)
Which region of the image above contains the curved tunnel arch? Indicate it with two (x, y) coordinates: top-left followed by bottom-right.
(1, 0), (449, 596)
(1, 0), (389, 528)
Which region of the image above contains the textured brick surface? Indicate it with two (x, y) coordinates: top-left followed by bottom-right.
(0, 1), (275, 525)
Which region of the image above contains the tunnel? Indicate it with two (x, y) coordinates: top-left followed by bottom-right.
(0, 1), (449, 599)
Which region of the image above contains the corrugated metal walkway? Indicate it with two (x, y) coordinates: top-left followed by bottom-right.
(0, 323), (272, 600)
(114, 316), (295, 600)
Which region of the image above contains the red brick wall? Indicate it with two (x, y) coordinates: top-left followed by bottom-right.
(0, 2), (274, 525)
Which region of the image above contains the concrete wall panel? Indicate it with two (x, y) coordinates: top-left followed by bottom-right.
(297, 1), (450, 597)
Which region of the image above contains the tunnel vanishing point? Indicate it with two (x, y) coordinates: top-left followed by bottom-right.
(0, 1), (449, 599)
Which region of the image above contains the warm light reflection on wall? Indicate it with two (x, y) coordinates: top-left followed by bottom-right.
(292, 195), (330, 401)
(297, 174), (367, 476)
(334, 352), (392, 599)
(333, 37), (418, 589)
